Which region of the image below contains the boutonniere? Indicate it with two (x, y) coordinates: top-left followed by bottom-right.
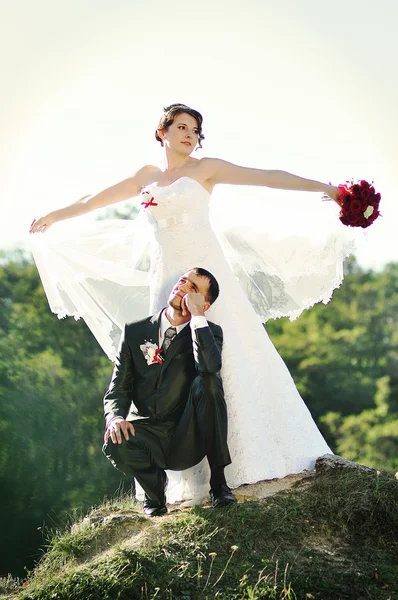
(140, 340), (163, 365)
(141, 189), (158, 209)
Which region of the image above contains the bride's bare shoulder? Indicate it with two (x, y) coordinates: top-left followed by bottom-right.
(197, 157), (219, 166)
(131, 164), (161, 186)
(195, 157), (224, 180)
(137, 164), (159, 175)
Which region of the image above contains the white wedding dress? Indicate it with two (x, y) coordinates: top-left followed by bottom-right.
(30, 176), (356, 504)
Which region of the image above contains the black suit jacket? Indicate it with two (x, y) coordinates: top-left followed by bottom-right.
(103, 310), (223, 425)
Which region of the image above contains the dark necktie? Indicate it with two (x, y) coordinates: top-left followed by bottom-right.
(162, 326), (177, 354)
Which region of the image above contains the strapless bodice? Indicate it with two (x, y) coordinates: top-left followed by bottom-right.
(143, 177), (211, 231)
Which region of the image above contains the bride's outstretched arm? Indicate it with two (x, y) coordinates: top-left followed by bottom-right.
(30, 165), (153, 233)
(204, 158), (341, 205)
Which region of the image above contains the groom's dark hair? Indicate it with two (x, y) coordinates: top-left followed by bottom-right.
(192, 267), (219, 305)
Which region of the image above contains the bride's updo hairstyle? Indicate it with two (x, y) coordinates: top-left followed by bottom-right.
(155, 103), (205, 148)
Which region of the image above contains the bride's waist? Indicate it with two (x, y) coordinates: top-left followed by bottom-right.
(147, 211), (210, 232)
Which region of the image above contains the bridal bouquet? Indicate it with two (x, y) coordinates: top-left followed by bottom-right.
(337, 180), (381, 228)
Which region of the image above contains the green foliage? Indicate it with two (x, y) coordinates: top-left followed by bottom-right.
(322, 376), (398, 471)
(266, 257), (398, 469)
(0, 255), (126, 576)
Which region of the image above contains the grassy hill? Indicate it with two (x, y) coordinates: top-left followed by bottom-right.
(2, 458), (397, 600)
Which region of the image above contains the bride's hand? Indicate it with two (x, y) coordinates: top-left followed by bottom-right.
(29, 213), (56, 233)
(321, 184), (342, 206)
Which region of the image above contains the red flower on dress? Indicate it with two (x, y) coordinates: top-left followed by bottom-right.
(337, 180), (381, 228)
(141, 190), (158, 209)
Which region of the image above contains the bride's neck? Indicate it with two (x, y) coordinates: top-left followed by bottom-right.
(162, 148), (191, 173)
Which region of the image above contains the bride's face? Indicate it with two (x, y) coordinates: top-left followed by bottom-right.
(159, 112), (199, 154)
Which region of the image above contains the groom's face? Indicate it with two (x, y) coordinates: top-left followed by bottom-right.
(168, 270), (210, 311)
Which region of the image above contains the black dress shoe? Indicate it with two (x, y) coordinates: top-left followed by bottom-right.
(210, 484), (237, 508)
(143, 497), (168, 518)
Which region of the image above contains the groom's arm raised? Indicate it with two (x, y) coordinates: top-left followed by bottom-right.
(182, 293), (223, 375)
(191, 320), (223, 376)
(103, 324), (136, 444)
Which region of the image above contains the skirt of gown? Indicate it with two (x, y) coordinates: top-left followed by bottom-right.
(29, 177), (358, 504)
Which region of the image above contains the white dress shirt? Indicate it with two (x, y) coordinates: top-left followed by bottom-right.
(159, 309), (208, 346)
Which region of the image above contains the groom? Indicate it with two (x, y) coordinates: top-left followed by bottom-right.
(103, 267), (236, 517)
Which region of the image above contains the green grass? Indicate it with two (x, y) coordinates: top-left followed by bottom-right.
(0, 576), (21, 597)
(3, 469), (397, 600)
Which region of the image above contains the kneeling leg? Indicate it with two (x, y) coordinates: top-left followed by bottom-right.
(168, 374), (231, 471)
(103, 424), (167, 505)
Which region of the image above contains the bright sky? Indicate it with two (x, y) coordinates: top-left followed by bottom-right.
(1, 0), (397, 269)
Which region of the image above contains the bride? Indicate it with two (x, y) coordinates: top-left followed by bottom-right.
(30, 103), (352, 503)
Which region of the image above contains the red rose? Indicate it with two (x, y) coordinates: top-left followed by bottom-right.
(367, 209), (380, 223)
(360, 220), (372, 228)
(352, 184), (361, 196)
(341, 195), (352, 211)
(350, 199), (362, 214)
(368, 192), (381, 208)
(367, 195), (377, 207)
(339, 215), (351, 226)
(360, 187), (370, 201)
(360, 180), (370, 189)
(347, 213), (361, 226)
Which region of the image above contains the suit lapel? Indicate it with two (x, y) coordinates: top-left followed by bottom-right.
(136, 311), (163, 370)
(148, 310), (162, 346)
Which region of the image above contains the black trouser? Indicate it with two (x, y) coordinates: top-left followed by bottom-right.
(103, 374), (231, 504)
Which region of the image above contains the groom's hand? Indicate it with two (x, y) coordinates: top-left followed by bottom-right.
(181, 292), (207, 317)
(104, 418), (135, 444)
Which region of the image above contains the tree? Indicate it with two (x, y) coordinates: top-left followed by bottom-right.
(0, 256), (126, 576)
(266, 258), (398, 432)
(322, 376), (398, 471)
